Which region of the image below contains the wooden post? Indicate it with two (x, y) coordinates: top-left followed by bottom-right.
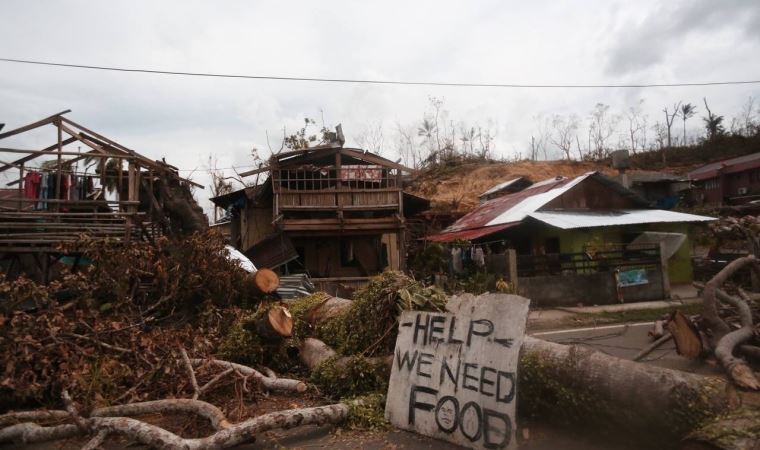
(117, 158), (123, 211)
(507, 248), (518, 288)
(18, 162), (24, 211)
(335, 151), (342, 221)
(659, 241), (671, 299)
(55, 120), (63, 212)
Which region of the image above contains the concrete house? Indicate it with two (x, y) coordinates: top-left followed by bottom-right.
(428, 172), (714, 305)
(211, 144), (428, 293)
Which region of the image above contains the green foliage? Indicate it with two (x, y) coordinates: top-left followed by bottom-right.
(410, 243), (448, 278)
(343, 393), (391, 431)
(317, 271), (446, 356)
(216, 312), (265, 367)
(287, 292), (331, 342)
(310, 356), (390, 399)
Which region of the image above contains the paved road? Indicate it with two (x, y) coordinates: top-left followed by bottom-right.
(533, 321), (720, 376)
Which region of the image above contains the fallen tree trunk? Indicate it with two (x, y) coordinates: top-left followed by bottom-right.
(519, 336), (760, 449)
(305, 296), (353, 324)
(298, 337), (392, 372)
(249, 268), (280, 295)
(251, 305), (293, 341)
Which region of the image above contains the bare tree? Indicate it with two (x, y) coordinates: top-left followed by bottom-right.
(550, 114), (579, 160)
(679, 103), (697, 146)
(662, 101), (682, 148)
(354, 121), (384, 155)
(732, 96), (758, 137)
(652, 121), (667, 151)
(206, 155), (234, 223)
(625, 100), (647, 154)
(476, 121), (496, 160)
(529, 115), (551, 160)
(395, 123), (420, 169)
(589, 103), (619, 159)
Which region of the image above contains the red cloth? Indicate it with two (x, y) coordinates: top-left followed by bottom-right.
(23, 171), (41, 199)
(61, 174), (70, 199)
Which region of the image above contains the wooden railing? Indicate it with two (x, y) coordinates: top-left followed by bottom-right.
(516, 244), (661, 277)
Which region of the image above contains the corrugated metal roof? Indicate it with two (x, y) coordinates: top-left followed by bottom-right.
(688, 152), (760, 181)
(426, 222), (519, 242)
(528, 209), (715, 230)
(443, 174), (584, 233)
(486, 173), (593, 226)
(479, 178), (524, 197)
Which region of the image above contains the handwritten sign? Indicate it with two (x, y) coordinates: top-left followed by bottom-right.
(385, 293), (530, 450)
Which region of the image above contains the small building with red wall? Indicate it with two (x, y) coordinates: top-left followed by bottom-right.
(689, 152), (760, 207)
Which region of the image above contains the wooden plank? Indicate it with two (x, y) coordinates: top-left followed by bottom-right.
(0, 137), (79, 174)
(0, 147), (131, 158)
(339, 148), (412, 172)
(239, 165), (272, 177)
(55, 120), (63, 212)
(0, 110), (70, 140)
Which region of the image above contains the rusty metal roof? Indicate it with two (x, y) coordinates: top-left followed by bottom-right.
(426, 223), (519, 242)
(689, 152), (760, 181)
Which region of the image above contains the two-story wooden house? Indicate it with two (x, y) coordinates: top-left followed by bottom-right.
(212, 144), (428, 293)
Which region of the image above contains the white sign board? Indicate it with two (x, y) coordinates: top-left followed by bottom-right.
(385, 293), (530, 450)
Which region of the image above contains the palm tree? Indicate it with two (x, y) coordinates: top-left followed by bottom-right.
(680, 103), (697, 145)
(417, 118), (437, 160)
(702, 98), (725, 141)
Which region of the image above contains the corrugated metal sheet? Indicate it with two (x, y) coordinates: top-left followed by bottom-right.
(278, 273), (315, 299)
(426, 222), (519, 242)
(486, 174), (592, 226)
(689, 152), (760, 181)
(443, 174), (585, 232)
(480, 178), (523, 197)
(528, 209), (715, 230)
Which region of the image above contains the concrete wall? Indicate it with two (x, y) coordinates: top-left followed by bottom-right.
(517, 267), (664, 307)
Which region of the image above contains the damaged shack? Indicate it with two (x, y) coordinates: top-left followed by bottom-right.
(212, 144), (429, 294)
(0, 110), (207, 281)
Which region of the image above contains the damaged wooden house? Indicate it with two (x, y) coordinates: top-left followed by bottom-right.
(0, 110), (207, 281)
(211, 141), (429, 294)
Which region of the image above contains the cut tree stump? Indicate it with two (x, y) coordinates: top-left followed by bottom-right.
(249, 268), (279, 295)
(667, 310), (702, 359)
(253, 305), (293, 341)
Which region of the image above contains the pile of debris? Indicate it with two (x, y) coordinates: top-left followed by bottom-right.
(2, 231), (760, 449)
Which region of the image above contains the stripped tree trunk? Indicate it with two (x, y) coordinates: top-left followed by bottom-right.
(519, 336), (760, 450)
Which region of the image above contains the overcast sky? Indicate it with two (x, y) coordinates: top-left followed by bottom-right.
(2, 0), (760, 216)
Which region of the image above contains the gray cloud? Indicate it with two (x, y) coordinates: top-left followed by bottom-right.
(606, 0), (760, 76)
(1, 0), (759, 216)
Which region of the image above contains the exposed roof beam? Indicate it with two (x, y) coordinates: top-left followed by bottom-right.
(0, 137), (78, 173)
(0, 109), (71, 140)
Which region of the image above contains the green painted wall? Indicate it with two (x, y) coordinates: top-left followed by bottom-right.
(517, 222), (694, 284)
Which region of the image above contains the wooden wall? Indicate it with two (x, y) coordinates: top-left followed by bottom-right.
(241, 206), (274, 252)
(543, 177), (639, 210)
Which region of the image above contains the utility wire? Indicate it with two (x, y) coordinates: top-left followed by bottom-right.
(2, 57), (760, 89)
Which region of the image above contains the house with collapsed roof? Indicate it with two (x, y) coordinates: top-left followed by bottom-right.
(0, 110), (207, 282)
(429, 172), (714, 305)
(689, 152), (760, 207)
(211, 141), (429, 294)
